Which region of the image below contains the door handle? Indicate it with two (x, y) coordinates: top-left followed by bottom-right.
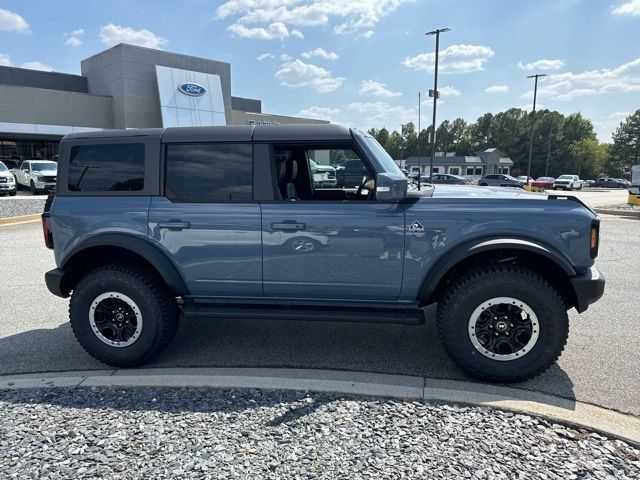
(158, 220), (191, 230)
(271, 222), (306, 231)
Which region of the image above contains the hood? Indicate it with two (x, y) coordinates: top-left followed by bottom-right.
(0, 170), (13, 178)
(430, 184), (547, 200)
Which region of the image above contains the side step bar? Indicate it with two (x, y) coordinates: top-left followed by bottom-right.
(182, 304), (425, 325)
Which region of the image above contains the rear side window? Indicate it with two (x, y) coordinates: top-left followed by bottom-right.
(68, 143), (145, 192)
(165, 143), (253, 202)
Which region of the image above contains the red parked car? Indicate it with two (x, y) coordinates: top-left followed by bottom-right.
(532, 177), (555, 189)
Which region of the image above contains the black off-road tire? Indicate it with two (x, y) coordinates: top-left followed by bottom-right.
(436, 264), (569, 383)
(69, 263), (179, 367)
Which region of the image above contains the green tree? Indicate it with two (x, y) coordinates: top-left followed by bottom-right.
(568, 139), (606, 178)
(611, 110), (640, 172)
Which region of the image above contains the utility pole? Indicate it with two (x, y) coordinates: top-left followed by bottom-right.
(545, 129), (552, 177)
(526, 73), (547, 190)
(426, 27), (450, 183)
(418, 91), (421, 190)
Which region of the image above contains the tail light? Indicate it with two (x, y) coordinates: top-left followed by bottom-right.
(41, 213), (54, 249)
(590, 219), (600, 258)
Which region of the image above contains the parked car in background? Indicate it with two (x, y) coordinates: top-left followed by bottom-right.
(12, 159), (58, 194)
(423, 173), (469, 185)
(553, 175), (583, 191)
(594, 177), (628, 189)
(0, 161), (17, 196)
(478, 174), (522, 188)
(532, 177), (555, 189)
(309, 159), (337, 188)
(517, 175), (533, 186)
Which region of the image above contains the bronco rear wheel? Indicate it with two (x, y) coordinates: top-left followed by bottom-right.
(436, 264), (568, 382)
(70, 263), (179, 367)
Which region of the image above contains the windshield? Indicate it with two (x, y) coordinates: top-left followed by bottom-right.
(30, 162), (57, 171)
(558, 175), (574, 180)
(504, 175), (518, 181)
(0, 163), (7, 172)
(355, 131), (403, 176)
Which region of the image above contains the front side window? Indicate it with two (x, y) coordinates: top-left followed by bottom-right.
(68, 143), (144, 192)
(273, 145), (374, 201)
(165, 143), (252, 202)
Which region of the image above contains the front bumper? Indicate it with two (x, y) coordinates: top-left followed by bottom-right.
(570, 266), (605, 313)
(34, 182), (56, 191)
(0, 183), (15, 192)
(45, 268), (70, 298)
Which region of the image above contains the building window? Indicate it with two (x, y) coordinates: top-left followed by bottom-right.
(432, 167), (440, 174)
(466, 167), (474, 175)
(475, 167), (483, 175)
(165, 143), (253, 202)
(449, 167), (460, 175)
(68, 143), (144, 192)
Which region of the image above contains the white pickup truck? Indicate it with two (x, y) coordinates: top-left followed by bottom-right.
(12, 160), (58, 194)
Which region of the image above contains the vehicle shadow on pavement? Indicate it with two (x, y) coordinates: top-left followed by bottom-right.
(0, 309), (578, 413)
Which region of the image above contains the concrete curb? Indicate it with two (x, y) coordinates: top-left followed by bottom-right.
(1, 367), (638, 447)
(594, 208), (640, 217)
(0, 214), (41, 226)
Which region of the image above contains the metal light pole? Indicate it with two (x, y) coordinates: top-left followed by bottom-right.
(426, 27), (450, 183)
(525, 73), (547, 190)
(418, 91), (421, 190)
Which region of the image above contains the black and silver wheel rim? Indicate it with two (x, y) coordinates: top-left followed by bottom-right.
(468, 297), (539, 361)
(89, 292), (143, 347)
(291, 238), (315, 253)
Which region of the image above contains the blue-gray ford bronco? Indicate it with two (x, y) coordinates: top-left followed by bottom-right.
(42, 125), (605, 382)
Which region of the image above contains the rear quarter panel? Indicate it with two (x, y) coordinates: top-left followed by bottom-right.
(50, 196), (152, 266)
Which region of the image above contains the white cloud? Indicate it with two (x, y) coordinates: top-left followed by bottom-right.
(593, 111), (632, 141)
(65, 36), (82, 47)
(275, 59), (344, 93)
(347, 101), (419, 129)
(611, 0), (640, 16)
(403, 44), (494, 73)
(64, 28), (84, 47)
(518, 59), (565, 71)
(0, 53), (10, 66)
(280, 53), (292, 61)
(485, 85), (509, 93)
(301, 48), (339, 60)
(217, 0), (411, 38)
(296, 106), (341, 121)
(439, 86), (461, 97)
(228, 21), (303, 40)
(0, 8), (29, 33)
(522, 57), (640, 101)
(257, 53), (273, 61)
(21, 61), (53, 72)
(359, 80), (401, 97)
(99, 23), (168, 49)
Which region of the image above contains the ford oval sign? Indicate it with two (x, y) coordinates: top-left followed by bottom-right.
(178, 82), (206, 97)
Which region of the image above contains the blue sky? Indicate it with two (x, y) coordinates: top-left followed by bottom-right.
(1, 0), (639, 141)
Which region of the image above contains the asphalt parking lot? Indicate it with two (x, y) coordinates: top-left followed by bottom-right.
(0, 189), (638, 417)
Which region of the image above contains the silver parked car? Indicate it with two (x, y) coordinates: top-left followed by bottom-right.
(478, 174), (522, 188)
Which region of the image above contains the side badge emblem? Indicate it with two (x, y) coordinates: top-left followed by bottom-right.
(409, 221), (424, 233)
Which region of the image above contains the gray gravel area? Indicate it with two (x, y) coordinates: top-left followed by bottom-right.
(1, 387), (638, 479)
(598, 203), (640, 213)
(0, 197), (46, 218)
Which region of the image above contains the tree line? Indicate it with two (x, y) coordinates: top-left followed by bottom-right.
(367, 108), (640, 179)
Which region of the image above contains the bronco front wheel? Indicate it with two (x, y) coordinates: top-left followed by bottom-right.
(436, 265), (569, 382)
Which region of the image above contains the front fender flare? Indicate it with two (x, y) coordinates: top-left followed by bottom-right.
(417, 237), (576, 304)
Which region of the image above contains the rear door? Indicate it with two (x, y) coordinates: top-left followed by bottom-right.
(148, 141), (262, 299)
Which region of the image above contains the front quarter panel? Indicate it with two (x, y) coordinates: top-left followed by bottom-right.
(400, 197), (596, 301)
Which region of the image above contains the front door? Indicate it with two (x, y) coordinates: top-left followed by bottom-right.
(149, 142), (262, 298)
(261, 145), (405, 302)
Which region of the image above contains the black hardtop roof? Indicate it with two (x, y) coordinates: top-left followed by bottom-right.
(62, 124), (353, 143)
